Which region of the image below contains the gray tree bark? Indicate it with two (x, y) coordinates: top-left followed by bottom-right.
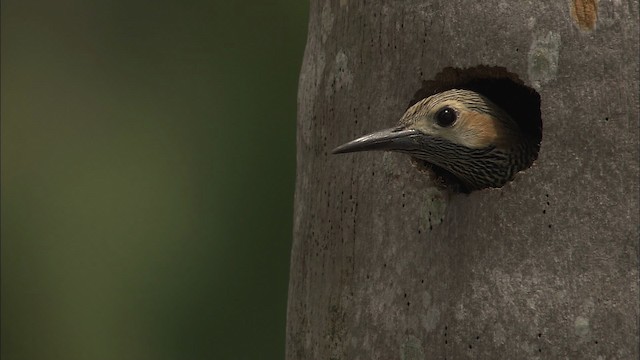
(287, 1), (639, 359)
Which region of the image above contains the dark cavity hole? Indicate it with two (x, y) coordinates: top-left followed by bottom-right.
(408, 66), (543, 193)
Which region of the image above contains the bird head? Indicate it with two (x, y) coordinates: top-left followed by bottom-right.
(333, 89), (536, 191)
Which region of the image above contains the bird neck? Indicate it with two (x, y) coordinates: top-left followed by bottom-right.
(409, 136), (521, 190)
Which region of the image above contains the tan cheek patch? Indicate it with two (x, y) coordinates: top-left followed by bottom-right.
(456, 112), (500, 148)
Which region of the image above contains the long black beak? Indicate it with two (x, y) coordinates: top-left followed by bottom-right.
(332, 128), (423, 154)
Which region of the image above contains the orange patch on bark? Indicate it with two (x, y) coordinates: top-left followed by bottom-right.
(571, 0), (598, 31)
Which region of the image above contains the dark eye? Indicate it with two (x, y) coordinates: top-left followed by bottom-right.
(435, 107), (457, 127)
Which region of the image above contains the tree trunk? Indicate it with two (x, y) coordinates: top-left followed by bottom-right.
(287, 1), (639, 359)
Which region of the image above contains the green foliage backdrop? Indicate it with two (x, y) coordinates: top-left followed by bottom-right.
(1, 1), (308, 359)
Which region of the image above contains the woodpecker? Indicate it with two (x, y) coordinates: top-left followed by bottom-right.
(332, 89), (538, 191)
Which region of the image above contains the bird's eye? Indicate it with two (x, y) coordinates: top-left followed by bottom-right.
(435, 107), (457, 127)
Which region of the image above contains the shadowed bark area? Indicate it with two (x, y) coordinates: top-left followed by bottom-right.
(287, 1), (639, 359)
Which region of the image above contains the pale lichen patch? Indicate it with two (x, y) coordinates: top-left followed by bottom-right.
(325, 50), (354, 97)
(528, 31), (561, 90)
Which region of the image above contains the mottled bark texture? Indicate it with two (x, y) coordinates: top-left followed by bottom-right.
(287, 1), (639, 359)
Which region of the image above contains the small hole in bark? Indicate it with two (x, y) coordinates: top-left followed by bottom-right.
(332, 66), (541, 194)
(406, 66), (542, 193)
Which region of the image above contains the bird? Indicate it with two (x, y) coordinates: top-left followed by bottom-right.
(332, 89), (539, 192)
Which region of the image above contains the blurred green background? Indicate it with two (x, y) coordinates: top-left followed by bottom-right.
(1, 1), (308, 359)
